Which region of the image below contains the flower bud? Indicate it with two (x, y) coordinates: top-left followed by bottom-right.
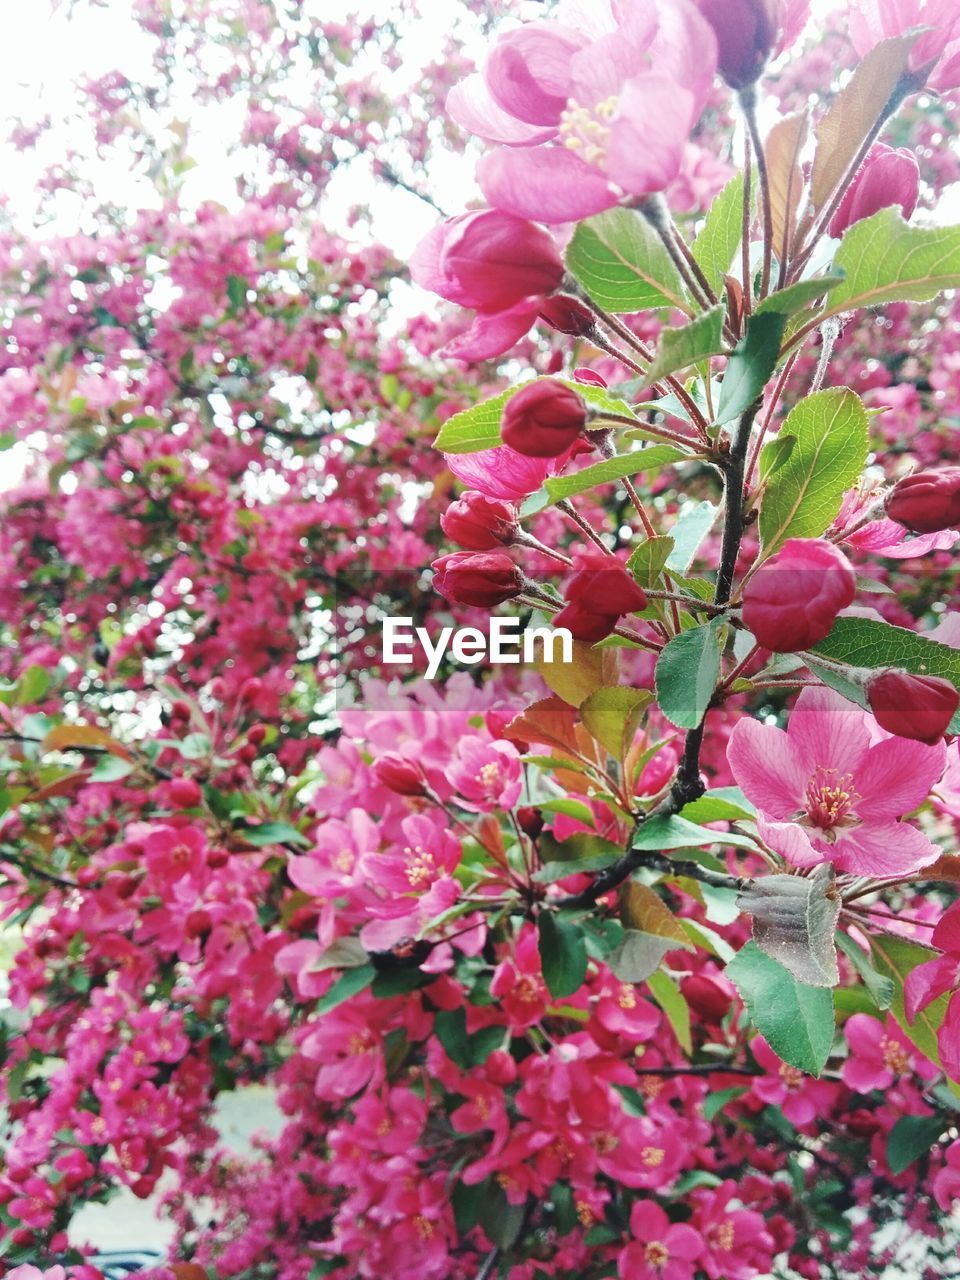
(866, 670), (959, 744)
(538, 294), (596, 337)
(552, 600), (621, 643)
(411, 210), (564, 312)
(552, 552), (648, 642)
(432, 551), (523, 607)
(440, 491), (519, 550)
(885, 466), (960, 534)
(374, 753), (428, 797)
(694, 0), (782, 88)
(829, 143), (920, 239)
(742, 538), (856, 652)
(168, 777), (202, 809)
(501, 380), (588, 458)
(516, 805), (544, 839)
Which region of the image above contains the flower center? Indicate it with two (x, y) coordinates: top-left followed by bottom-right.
(804, 766), (859, 836)
(645, 1241), (669, 1266)
(617, 983), (637, 1009)
(404, 842), (435, 889)
(779, 1063), (804, 1090)
(712, 1219), (736, 1251)
(559, 96), (618, 167)
(881, 1035), (909, 1073)
(640, 1145), (665, 1167)
(478, 761), (501, 792)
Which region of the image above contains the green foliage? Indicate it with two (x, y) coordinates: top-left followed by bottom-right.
(655, 618), (725, 729)
(827, 208), (960, 317)
(692, 172), (745, 295)
(716, 312), (787, 426)
(726, 941), (835, 1075)
(543, 445), (687, 503)
(640, 305), (726, 387)
(538, 912), (588, 998)
(566, 207), (689, 314)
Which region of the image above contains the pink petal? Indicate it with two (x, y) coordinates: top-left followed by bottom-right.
(939, 992), (960, 1081)
(665, 1223), (704, 1260)
(605, 76), (694, 197)
(905, 954), (958, 1021)
(444, 444), (558, 502)
(446, 75), (558, 146)
(629, 1198), (670, 1237)
(439, 300), (540, 362)
(876, 529), (959, 558)
(409, 218), (472, 306)
(854, 735), (947, 822)
(787, 686), (872, 777)
(648, 0), (718, 115)
(485, 23), (583, 126)
(478, 146), (616, 223)
(727, 718), (806, 819)
(830, 821), (942, 877)
(755, 816), (823, 868)
(933, 900), (960, 953)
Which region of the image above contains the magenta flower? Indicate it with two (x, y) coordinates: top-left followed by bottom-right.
(934, 1139), (960, 1210)
(904, 900), (960, 1080)
(841, 1013), (935, 1092)
(750, 1035), (819, 1126)
(447, 735), (523, 811)
(849, 0), (960, 92)
(688, 1180), (774, 1280)
(448, 0), (718, 223)
(618, 1200), (703, 1280)
(727, 686), (946, 875)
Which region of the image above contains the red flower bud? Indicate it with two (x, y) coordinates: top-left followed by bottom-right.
(564, 552), (648, 616)
(432, 551), (523, 607)
(411, 209), (564, 312)
(516, 805), (544, 839)
(828, 143), (920, 238)
(695, 0), (782, 87)
(551, 552), (648, 642)
(440, 491), (519, 550)
(374, 753), (428, 797)
(538, 294), (596, 337)
(680, 972), (733, 1023)
(742, 538), (856, 652)
(885, 466), (960, 534)
(866, 670), (959, 744)
(501, 380), (588, 458)
(168, 777), (202, 809)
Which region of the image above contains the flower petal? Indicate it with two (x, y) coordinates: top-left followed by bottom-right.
(905, 954), (959, 1021)
(446, 75), (558, 146)
(787, 686), (872, 777)
(727, 717), (806, 818)
(605, 76), (694, 197)
(478, 146), (616, 223)
(830, 820), (942, 877)
(854, 734), (946, 821)
(439, 300), (540, 362)
(756, 816), (824, 867)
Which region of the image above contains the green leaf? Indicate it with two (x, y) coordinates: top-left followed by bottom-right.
(314, 964), (375, 1014)
(566, 207), (689, 315)
(543, 445), (686, 504)
(580, 686), (652, 759)
(534, 851), (623, 885)
(226, 273), (248, 312)
(239, 820), (311, 848)
(836, 932), (894, 1011)
(646, 969), (692, 1053)
(655, 617), (724, 729)
(608, 929), (674, 983)
(887, 1115), (945, 1175)
(434, 1007), (503, 1069)
(726, 940), (835, 1076)
(758, 387), (869, 555)
(702, 1086), (748, 1121)
(627, 535), (675, 589)
(716, 312), (787, 426)
(681, 787), (756, 824)
(538, 797), (597, 826)
(868, 931), (951, 1072)
(809, 616), (960, 733)
(631, 813), (760, 854)
(538, 912), (588, 999)
(90, 755), (135, 783)
(665, 500), (717, 574)
(758, 432), (796, 481)
(826, 208), (960, 318)
(14, 666), (50, 706)
(692, 172), (744, 296)
(754, 274), (845, 318)
(736, 863), (841, 987)
(640, 305), (726, 388)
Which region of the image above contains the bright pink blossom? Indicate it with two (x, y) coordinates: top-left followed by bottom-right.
(618, 1199), (703, 1280)
(727, 686), (946, 875)
(449, 0), (718, 222)
(689, 1180), (775, 1280)
(841, 1013), (935, 1091)
(446, 735), (523, 811)
(849, 0), (960, 91)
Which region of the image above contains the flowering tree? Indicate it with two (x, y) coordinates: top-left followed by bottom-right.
(3, 1), (960, 1278)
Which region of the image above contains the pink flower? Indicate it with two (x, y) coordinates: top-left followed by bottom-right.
(142, 823), (208, 885)
(688, 1180), (775, 1280)
(934, 1139), (960, 1209)
(446, 735), (523, 811)
(849, 0), (960, 92)
(727, 686), (946, 875)
(618, 1200), (703, 1280)
(828, 143), (920, 238)
(904, 901), (960, 1079)
(359, 814), (462, 951)
(444, 436), (583, 501)
(750, 1035), (820, 1126)
(841, 1013), (934, 1091)
(449, 0), (718, 223)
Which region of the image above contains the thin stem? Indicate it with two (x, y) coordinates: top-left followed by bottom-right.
(810, 317), (841, 394)
(556, 499), (610, 551)
(637, 1063), (759, 1078)
(741, 127), (753, 318)
(591, 412), (701, 452)
(670, 224), (719, 306)
(640, 195), (711, 312)
(740, 87), (772, 300)
(620, 474), (657, 539)
(745, 351), (798, 486)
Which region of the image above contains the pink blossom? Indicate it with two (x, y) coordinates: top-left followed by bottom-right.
(446, 735), (523, 811)
(618, 1199), (703, 1280)
(449, 0), (718, 222)
(727, 686), (946, 875)
(750, 1036), (820, 1126)
(688, 1180), (775, 1280)
(848, 0), (960, 91)
(934, 1139), (960, 1209)
(444, 439), (573, 501)
(841, 1013), (934, 1091)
